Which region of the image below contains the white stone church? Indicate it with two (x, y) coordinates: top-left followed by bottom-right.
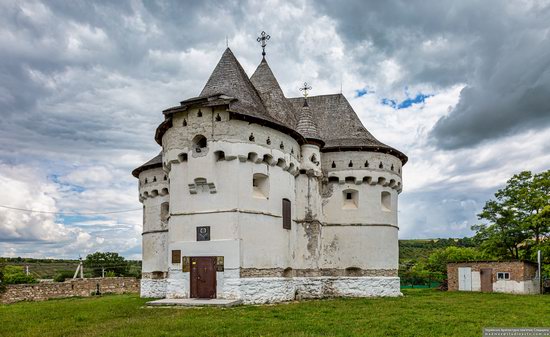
(133, 37), (407, 303)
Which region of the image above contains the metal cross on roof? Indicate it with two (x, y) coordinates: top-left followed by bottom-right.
(256, 31), (270, 56)
(299, 82), (312, 98)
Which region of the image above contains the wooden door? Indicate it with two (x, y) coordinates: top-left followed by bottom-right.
(480, 268), (493, 292)
(190, 257), (216, 299)
(458, 267), (472, 291)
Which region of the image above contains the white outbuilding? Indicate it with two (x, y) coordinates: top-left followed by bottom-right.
(133, 42), (407, 304)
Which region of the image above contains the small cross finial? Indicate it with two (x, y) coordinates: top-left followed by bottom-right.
(299, 82), (312, 98)
(256, 31), (270, 57)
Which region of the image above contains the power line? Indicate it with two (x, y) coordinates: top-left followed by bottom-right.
(0, 204), (141, 215)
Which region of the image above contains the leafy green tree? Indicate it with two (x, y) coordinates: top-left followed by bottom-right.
(473, 170), (550, 260)
(2, 266), (37, 284)
(84, 252), (127, 277)
(426, 246), (485, 275)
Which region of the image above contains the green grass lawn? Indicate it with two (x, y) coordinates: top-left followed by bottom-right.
(0, 289), (548, 337)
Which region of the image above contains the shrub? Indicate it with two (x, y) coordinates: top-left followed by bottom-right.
(2, 266), (37, 284)
(0, 269), (5, 293)
(53, 270), (75, 282)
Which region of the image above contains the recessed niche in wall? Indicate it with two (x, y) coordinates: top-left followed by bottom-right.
(379, 162), (383, 169)
(182, 119), (187, 126)
(215, 113), (221, 121)
(252, 173), (269, 199)
(310, 154), (319, 165)
(348, 160), (353, 167)
(280, 141), (284, 149)
(192, 134), (207, 153)
(381, 191), (391, 211)
(214, 150), (225, 161)
(282, 198), (291, 230)
(343, 189), (358, 209)
(266, 137), (271, 145)
(160, 202), (169, 222)
(249, 133), (255, 141)
(178, 153), (188, 162)
(328, 176), (339, 183)
(364, 160), (369, 167)
(331, 161), (336, 168)
(197, 109), (202, 117)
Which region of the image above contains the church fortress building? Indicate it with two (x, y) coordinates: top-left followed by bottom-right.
(132, 36), (407, 303)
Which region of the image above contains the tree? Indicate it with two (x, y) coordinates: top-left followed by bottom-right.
(84, 252), (127, 277)
(473, 170), (550, 263)
(426, 246), (486, 275)
(2, 266), (37, 284)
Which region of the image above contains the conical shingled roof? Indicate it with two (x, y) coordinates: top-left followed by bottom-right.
(288, 94), (407, 163)
(132, 152), (162, 178)
(250, 58), (298, 128)
(296, 100), (323, 144)
(199, 48), (277, 124)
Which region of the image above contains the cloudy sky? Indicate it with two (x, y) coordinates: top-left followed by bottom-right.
(0, 0), (549, 259)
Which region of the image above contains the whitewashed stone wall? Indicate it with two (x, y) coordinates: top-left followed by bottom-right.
(222, 276), (401, 304)
(141, 279), (167, 298)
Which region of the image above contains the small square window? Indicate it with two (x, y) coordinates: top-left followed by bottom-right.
(346, 192), (352, 200)
(497, 272), (510, 280)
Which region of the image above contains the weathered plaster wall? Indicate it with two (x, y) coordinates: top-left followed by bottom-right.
(224, 276), (401, 304)
(141, 278), (167, 298)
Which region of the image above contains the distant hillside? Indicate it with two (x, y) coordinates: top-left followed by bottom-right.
(399, 238), (477, 262)
(1, 240), (473, 278)
(0, 257), (141, 279)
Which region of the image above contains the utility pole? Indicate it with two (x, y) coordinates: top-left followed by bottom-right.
(73, 257), (84, 279)
(25, 265), (29, 276)
(102, 267), (105, 278)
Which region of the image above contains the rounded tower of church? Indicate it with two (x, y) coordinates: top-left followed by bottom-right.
(132, 153), (169, 297)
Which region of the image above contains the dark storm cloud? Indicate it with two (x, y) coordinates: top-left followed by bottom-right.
(317, 0), (550, 149)
(0, 0), (245, 163)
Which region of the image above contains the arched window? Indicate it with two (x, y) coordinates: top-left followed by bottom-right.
(192, 135), (207, 153)
(381, 191), (391, 211)
(161, 202), (169, 222)
(282, 198), (291, 230)
(343, 189), (358, 209)
(252, 173), (269, 198)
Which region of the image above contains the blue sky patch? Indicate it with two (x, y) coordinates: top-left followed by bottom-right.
(381, 93), (433, 109)
(355, 87), (375, 97)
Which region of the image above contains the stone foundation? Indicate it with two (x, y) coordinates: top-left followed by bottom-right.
(159, 275), (400, 304)
(140, 278), (167, 298)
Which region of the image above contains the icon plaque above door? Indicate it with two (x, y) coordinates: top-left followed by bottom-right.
(196, 226), (210, 241)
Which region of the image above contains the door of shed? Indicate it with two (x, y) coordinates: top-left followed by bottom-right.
(480, 268), (493, 292)
(458, 267), (472, 291)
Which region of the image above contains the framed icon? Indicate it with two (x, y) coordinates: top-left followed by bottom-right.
(196, 226), (210, 241)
